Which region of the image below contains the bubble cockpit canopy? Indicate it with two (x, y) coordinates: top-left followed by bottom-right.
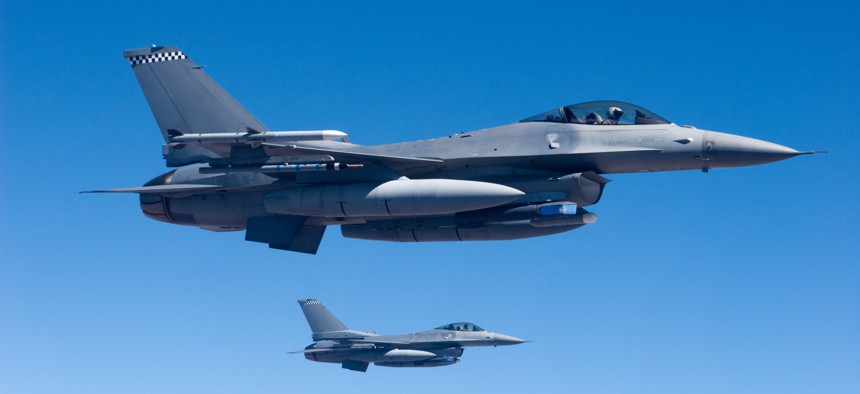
(520, 100), (670, 125)
(436, 322), (485, 332)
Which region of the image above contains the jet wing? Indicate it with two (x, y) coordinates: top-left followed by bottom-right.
(262, 143), (445, 174)
(347, 338), (411, 346)
(264, 143), (443, 164)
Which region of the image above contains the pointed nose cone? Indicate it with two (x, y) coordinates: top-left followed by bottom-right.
(493, 333), (526, 346)
(704, 131), (803, 168)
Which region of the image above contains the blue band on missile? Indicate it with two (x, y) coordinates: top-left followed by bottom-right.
(538, 203), (577, 216)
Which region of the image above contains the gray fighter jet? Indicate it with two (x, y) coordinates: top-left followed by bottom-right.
(294, 299), (524, 372)
(88, 45), (818, 254)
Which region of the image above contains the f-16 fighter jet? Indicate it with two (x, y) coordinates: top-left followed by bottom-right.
(88, 45), (817, 254)
(294, 299), (525, 372)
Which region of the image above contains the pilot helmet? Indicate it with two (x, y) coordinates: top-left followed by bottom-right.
(607, 106), (623, 120)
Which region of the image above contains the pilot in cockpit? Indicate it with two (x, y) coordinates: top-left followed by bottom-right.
(602, 106), (624, 125)
(585, 112), (603, 124)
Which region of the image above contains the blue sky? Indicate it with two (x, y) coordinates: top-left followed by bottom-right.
(1, 1), (858, 393)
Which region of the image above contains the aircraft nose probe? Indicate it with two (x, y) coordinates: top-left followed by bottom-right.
(702, 131), (822, 170)
(493, 333), (527, 346)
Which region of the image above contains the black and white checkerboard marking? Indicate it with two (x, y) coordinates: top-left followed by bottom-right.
(128, 51), (186, 65)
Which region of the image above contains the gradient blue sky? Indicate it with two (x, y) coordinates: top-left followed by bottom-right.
(2, 1), (858, 393)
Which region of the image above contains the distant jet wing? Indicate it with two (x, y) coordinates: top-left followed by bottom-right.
(82, 184), (223, 194)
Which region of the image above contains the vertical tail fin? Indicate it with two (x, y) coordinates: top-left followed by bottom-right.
(298, 299), (349, 335)
(123, 45), (269, 166)
(124, 45), (268, 138)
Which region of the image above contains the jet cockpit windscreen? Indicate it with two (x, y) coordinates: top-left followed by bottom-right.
(520, 101), (670, 125)
(436, 322), (485, 332)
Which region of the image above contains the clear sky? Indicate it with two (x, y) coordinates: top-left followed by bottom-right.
(1, 1), (858, 393)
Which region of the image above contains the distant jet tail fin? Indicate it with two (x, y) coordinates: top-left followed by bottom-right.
(298, 299), (349, 337)
(123, 45), (269, 166)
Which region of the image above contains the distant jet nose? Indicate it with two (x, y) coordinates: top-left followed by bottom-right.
(493, 333), (526, 346)
(703, 131), (803, 168)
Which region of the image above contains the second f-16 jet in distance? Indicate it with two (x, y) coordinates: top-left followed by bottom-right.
(294, 299), (525, 372)
(89, 45), (818, 254)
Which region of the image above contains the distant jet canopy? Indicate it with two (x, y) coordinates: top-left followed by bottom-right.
(520, 100), (670, 126)
(436, 322), (485, 332)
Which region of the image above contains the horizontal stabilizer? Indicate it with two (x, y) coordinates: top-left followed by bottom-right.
(82, 184), (222, 194)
